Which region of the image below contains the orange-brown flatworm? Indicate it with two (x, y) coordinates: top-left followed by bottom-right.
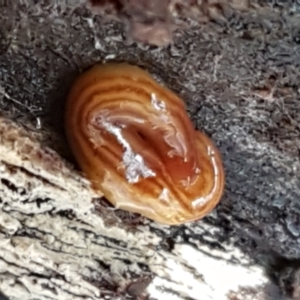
(65, 62), (225, 225)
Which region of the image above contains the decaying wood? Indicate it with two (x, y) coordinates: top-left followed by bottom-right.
(0, 116), (269, 300)
(1, 0), (300, 299)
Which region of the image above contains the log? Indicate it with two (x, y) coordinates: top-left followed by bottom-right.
(0, 1), (300, 299)
(0, 115), (271, 299)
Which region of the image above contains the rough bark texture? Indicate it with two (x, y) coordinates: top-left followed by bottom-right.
(1, 1), (300, 299)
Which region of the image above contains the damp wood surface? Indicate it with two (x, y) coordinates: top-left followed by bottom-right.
(0, 1), (300, 300)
